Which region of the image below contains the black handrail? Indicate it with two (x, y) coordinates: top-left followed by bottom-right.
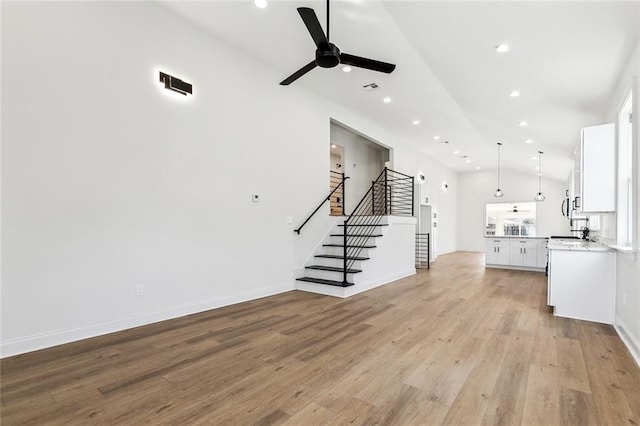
(294, 172), (349, 235)
(341, 167), (414, 284)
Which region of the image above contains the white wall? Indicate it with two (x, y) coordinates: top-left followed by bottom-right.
(330, 122), (387, 213)
(603, 38), (640, 362)
(1, 2), (459, 356)
(457, 169), (572, 252)
(393, 146), (458, 256)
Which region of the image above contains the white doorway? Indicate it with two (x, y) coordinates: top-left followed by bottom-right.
(330, 144), (345, 216)
(418, 204), (437, 262)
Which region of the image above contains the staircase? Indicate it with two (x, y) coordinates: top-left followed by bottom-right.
(297, 222), (388, 286)
(295, 167), (414, 291)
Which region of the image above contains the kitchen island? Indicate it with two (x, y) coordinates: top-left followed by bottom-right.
(484, 236), (547, 272)
(547, 240), (615, 324)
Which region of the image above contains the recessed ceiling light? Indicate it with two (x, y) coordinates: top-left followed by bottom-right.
(535, 166), (540, 170)
(434, 135), (440, 140)
(342, 66), (352, 73)
(383, 97), (391, 103)
(331, 144), (336, 148)
(519, 121), (528, 127)
(466, 159), (472, 163)
(412, 120), (420, 125)
(509, 91), (520, 98)
(453, 150), (460, 154)
(475, 166), (481, 170)
(525, 139), (533, 144)
(532, 156), (537, 160)
(254, 0), (268, 8)
(495, 44), (510, 53)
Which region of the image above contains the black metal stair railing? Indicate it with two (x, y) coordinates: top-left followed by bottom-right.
(341, 168), (414, 285)
(295, 171), (349, 235)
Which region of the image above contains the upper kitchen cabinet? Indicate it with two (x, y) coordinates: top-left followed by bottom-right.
(576, 123), (616, 213)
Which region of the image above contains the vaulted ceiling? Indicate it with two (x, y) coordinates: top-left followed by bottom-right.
(161, 1), (640, 181)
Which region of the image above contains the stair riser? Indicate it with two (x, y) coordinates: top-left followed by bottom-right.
(313, 257), (364, 269)
(305, 269), (356, 281)
(321, 247), (371, 257)
(328, 235), (381, 244)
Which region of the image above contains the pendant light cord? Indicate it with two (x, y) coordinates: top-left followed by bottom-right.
(538, 151), (543, 192)
(497, 143), (502, 188)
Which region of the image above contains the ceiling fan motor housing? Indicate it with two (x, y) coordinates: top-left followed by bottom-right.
(316, 43), (341, 68)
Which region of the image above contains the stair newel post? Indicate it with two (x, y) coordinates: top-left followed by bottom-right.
(411, 176), (415, 217)
(343, 219), (348, 286)
(384, 167), (388, 215)
(341, 172), (346, 216)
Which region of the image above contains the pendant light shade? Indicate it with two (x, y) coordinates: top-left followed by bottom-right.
(494, 142), (504, 198)
(534, 151), (546, 201)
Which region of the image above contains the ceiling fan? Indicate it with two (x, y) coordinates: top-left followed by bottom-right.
(280, 0), (396, 86)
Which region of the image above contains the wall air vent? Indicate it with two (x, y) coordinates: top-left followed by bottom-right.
(363, 82), (379, 90)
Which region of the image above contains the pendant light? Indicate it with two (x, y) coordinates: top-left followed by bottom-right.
(494, 142), (504, 197)
(534, 150), (546, 201)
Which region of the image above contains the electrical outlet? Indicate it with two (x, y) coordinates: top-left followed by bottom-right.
(136, 285), (144, 296)
(252, 194), (260, 203)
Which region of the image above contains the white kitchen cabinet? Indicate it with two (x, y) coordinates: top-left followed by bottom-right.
(577, 123), (615, 213)
(485, 238), (509, 265)
(509, 239), (538, 267)
(547, 248), (615, 324)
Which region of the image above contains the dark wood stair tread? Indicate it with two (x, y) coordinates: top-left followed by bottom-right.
(322, 244), (376, 249)
(305, 265), (362, 273)
(337, 224), (389, 227)
(330, 234), (383, 237)
(296, 277), (354, 287)
(314, 254), (369, 261)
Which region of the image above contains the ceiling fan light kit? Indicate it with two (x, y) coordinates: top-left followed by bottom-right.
(280, 0), (396, 85)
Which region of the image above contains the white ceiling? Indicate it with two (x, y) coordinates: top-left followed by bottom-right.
(161, 0), (640, 181)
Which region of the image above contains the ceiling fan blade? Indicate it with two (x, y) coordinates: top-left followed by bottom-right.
(280, 60), (317, 86)
(297, 7), (329, 49)
(340, 53), (396, 74)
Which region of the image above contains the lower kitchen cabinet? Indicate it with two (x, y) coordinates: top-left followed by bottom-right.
(485, 237), (546, 271)
(547, 248), (614, 324)
(509, 239), (538, 267)
(485, 238), (510, 265)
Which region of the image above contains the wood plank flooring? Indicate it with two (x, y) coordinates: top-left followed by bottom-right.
(2, 252), (639, 425)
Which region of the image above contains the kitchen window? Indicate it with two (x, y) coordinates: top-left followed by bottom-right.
(486, 202), (537, 237)
(616, 88), (635, 249)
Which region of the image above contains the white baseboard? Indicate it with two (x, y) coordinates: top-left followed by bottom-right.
(345, 268), (416, 297)
(614, 316), (640, 368)
(1, 283), (294, 359)
(295, 269), (417, 299)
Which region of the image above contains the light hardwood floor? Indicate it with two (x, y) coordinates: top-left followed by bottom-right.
(2, 252), (639, 425)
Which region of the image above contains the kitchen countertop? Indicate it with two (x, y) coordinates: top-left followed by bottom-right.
(547, 240), (613, 252)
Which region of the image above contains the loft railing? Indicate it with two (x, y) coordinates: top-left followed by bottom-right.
(294, 171), (349, 235)
(341, 168), (414, 285)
